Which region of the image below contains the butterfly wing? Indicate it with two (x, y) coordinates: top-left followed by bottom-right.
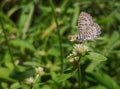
(78, 12), (93, 28)
(77, 12), (101, 41)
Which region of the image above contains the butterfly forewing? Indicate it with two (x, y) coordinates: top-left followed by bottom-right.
(78, 12), (93, 26)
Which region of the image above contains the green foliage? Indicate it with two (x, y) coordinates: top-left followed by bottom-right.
(0, 0), (120, 89)
(86, 52), (107, 72)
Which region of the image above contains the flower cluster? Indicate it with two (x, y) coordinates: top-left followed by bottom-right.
(68, 35), (89, 64)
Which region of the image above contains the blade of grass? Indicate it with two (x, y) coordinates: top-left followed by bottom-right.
(22, 3), (34, 39)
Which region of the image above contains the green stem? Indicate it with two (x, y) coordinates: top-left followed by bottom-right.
(78, 59), (82, 89)
(49, 0), (63, 74)
(31, 74), (40, 89)
(49, 1), (63, 89)
(0, 20), (16, 68)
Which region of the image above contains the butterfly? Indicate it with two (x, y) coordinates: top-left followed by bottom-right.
(77, 12), (101, 42)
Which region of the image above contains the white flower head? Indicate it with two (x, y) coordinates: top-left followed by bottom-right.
(73, 44), (89, 55)
(69, 56), (79, 64)
(24, 77), (34, 85)
(35, 67), (44, 75)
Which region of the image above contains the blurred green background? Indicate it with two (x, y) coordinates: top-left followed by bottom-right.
(0, 0), (120, 89)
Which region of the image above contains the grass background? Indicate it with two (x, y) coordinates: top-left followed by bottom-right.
(0, 0), (120, 89)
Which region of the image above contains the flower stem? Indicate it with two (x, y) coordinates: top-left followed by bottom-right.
(49, 0), (63, 74)
(77, 59), (82, 89)
(49, 0), (63, 88)
(32, 74), (40, 89)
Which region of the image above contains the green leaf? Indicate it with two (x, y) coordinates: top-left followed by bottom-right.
(10, 39), (35, 53)
(85, 61), (100, 72)
(87, 52), (107, 61)
(18, 3), (34, 38)
(53, 70), (76, 83)
(86, 52), (107, 72)
(47, 48), (60, 57)
(0, 67), (16, 82)
(22, 61), (40, 67)
(10, 82), (21, 89)
(0, 11), (15, 26)
(106, 31), (120, 55)
(10, 68), (35, 81)
(107, 31), (119, 47)
(88, 72), (120, 89)
(88, 85), (107, 89)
